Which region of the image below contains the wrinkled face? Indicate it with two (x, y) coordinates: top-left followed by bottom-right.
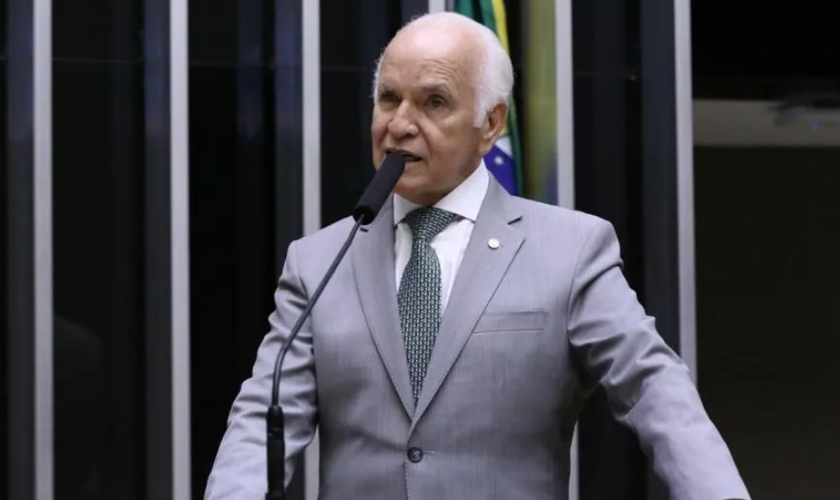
(371, 26), (504, 205)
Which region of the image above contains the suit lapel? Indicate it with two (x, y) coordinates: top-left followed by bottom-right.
(351, 199), (415, 417)
(411, 179), (524, 428)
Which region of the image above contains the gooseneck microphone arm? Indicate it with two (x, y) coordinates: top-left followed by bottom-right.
(264, 217), (363, 500)
(265, 153), (406, 500)
(265, 219), (363, 500)
(269, 216), (363, 408)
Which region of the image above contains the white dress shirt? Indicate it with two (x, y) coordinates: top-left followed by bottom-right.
(393, 161), (489, 311)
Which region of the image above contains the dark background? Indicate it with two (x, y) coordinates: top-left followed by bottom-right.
(691, 2), (840, 498)
(319, 0), (401, 226)
(0, 0), (8, 494)
(52, 0), (146, 498)
(188, 0), (287, 496)
(695, 148), (840, 500)
(692, 1), (840, 99)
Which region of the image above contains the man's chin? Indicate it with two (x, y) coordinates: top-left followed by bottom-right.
(395, 181), (449, 206)
(394, 181), (428, 204)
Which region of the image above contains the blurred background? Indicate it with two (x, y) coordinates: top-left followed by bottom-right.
(2, 0), (838, 499)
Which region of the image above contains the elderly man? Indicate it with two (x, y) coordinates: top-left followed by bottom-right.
(204, 12), (749, 500)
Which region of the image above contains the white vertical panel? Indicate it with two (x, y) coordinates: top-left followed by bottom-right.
(674, 0), (697, 382)
(428, 0), (446, 13)
(554, 0), (578, 499)
(305, 432), (320, 500)
(34, 0), (54, 497)
(170, 0), (192, 497)
(303, 0), (321, 497)
(303, 0), (321, 237)
(555, 0), (575, 211)
(569, 424), (580, 500)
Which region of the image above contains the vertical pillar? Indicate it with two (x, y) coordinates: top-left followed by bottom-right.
(571, 0), (646, 498)
(302, 0), (321, 498)
(171, 0), (192, 496)
(639, 0), (692, 497)
(6, 0), (53, 497)
(144, 0), (191, 496)
(573, 1), (692, 499)
(674, 0), (697, 382)
(303, 0), (321, 237)
(555, 0), (575, 211)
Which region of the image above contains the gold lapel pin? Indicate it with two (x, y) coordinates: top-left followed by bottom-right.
(487, 238), (500, 250)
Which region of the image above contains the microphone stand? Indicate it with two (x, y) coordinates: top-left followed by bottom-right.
(265, 217), (364, 500)
(264, 152), (404, 500)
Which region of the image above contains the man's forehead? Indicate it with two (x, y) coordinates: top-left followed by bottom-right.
(377, 60), (462, 94)
(381, 48), (460, 73)
(379, 48), (470, 89)
(379, 55), (459, 78)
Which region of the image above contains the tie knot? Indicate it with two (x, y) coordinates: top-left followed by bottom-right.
(403, 207), (457, 244)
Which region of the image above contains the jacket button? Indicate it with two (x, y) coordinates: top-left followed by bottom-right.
(407, 447), (423, 463)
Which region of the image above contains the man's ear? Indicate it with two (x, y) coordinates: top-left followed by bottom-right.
(478, 102), (508, 156)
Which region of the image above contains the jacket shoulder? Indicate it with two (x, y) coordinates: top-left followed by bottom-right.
(510, 196), (610, 236)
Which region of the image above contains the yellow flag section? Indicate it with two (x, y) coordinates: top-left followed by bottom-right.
(455, 0), (522, 195)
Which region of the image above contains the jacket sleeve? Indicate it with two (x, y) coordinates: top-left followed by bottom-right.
(567, 219), (749, 500)
(204, 240), (318, 499)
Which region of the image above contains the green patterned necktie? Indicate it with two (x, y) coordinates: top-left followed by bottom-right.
(398, 207), (458, 404)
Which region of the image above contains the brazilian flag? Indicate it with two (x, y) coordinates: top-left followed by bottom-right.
(455, 0), (522, 196)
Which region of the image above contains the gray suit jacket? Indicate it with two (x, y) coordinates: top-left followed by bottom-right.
(205, 178), (749, 500)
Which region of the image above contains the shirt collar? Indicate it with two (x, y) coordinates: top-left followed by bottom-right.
(393, 159), (490, 227)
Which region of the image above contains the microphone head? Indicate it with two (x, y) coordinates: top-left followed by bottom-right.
(353, 153), (406, 224)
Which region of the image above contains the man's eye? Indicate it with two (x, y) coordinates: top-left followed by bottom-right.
(379, 91), (399, 104)
(428, 96), (445, 108)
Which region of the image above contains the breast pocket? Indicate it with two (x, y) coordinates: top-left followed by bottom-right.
(472, 311), (549, 334)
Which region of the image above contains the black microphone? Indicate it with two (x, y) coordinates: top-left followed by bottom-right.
(265, 153), (406, 500)
(353, 153), (408, 224)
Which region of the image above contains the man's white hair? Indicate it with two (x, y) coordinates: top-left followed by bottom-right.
(371, 12), (514, 127)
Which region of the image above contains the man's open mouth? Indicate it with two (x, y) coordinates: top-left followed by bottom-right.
(387, 149), (423, 162)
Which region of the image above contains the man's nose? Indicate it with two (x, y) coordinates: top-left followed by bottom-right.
(387, 105), (419, 137)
